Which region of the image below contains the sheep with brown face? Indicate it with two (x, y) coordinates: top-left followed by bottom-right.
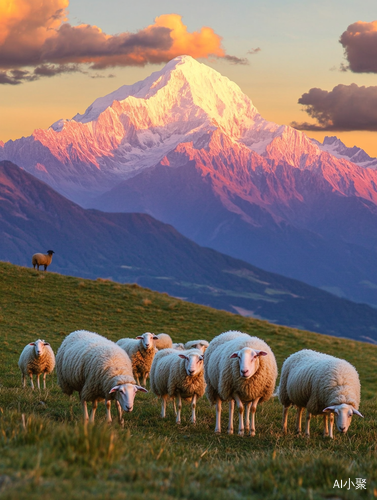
(32, 250), (55, 271)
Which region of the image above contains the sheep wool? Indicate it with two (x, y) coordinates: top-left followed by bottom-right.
(279, 349), (362, 437)
(204, 330), (277, 436)
(56, 330), (146, 423)
(150, 348), (205, 424)
(116, 332), (157, 385)
(18, 339), (55, 390)
(184, 340), (209, 352)
(154, 333), (173, 350)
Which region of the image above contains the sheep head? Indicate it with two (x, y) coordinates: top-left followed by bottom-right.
(178, 350), (204, 376)
(136, 332), (158, 350)
(29, 339), (50, 357)
(323, 404), (363, 433)
(109, 384), (148, 412)
(230, 347), (268, 379)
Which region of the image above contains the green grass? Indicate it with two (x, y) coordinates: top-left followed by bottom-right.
(0, 261), (376, 499)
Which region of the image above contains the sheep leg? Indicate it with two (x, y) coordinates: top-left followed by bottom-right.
(89, 400), (98, 423)
(82, 400), (89, 422)
(22, 374), (26, 388)
(36, 374), (41, 390)
(282, 406), (289, 434)
(323, 414), (329, 437)
(116, 400), (124, 426)
(29, 374), (34, 390)
(329, 412), (334, 439)
(173, 399), (177, 415)
(176, 394), (182, 424)
(215, 398), (222, 433)
(43, 373), (47, 389)
(250, 397), (260, 437)
(141, 374), (148, 386)
(233, 394), (244, 436)
(228, 400), (235, 434)
(305, 410), (311, 437)
(191, 394), (197, 424)
(245, 402), (251, 434)
(296, 407), (304, 435)
(105, 399), (112, 424)
(161, 396), (168, 418)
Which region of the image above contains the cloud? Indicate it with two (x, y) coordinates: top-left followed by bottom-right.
(0, 1), (244, 83)
(291, 84), (377, 131)
(339, 21), (377, 73)
(247, 48), (261, 55)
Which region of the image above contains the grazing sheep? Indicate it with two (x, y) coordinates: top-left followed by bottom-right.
(18, 339), (55, 390)
(205, 331), (277, 436)
(56, 330), (147, 423)
(116, 332), (158, 385)
(150, 348), (205, 424)
(32, 250), (55, 271)
(154, 333), (173, 350)
(185, 340), (209, 353)
(279, 349), (363, 438)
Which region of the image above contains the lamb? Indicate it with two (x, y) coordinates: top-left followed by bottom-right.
(278, 349), (363, 438)
(204, 331), (277, 436)
(18, 339), (55, 390)
(154, 333), (173, 350)
(32, 250), (55, 271)
(185, 340), (209, 353)
(116, 332), (158, 385)
(150, 348), (205, 424)
(56, 330), (147, 423)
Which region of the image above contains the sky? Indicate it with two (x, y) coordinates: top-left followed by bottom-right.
(1, 0), (377, 155)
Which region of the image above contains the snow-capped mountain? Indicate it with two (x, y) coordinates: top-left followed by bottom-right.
(312, 136), (377, 169)
(2, 56), (377, 307)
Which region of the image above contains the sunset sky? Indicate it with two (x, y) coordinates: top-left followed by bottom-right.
(1, 0), (377, 155)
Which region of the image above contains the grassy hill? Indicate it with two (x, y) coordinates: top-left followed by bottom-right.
(0, 261), (376, 499)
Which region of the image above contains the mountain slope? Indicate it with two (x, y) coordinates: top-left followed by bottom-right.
(2, 159), (377, 342)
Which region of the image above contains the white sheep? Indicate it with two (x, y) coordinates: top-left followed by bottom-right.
(18, 339), (55, 390)
(56, 330), (147, 423)
(116, 332), (158, 385)
(204, 331), (277, 436)
(278, 349), (363, 438)
(184, 340), (209, 353)
(150, 348), (205, 424)
(154, 333), (173, 350)
(32, 250), (55, 271)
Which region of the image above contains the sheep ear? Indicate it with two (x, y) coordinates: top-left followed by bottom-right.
(43, 342), (50, 346)
(353, 409), (364, 418)
(178, 354), (189, 360)
(257, 350), (268, 357)
(153, 335), (159, 340)
(136, 336), (143, 339)
(29, 343), (35, 346)
(109, 385), (121, 393)
(323, 406), (336, 413)
(230, 352), (239, 359)
(135, 385), (148, 393)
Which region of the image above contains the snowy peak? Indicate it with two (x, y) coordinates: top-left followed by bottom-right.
(71, 55), (262, 140)
(313, 136), (377, 169)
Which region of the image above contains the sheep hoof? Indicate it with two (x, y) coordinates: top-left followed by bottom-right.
(215, 430), (221, 434)
(249, 430), (256, 437)
(238, 431), (244, 437)
(227, 429), (233, 435)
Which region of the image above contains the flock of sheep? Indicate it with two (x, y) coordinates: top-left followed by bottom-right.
(18, 330), (363, 438)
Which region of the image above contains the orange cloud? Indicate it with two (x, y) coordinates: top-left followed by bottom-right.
(154, 14), (224, 59)
(0, 3), (246, 84)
